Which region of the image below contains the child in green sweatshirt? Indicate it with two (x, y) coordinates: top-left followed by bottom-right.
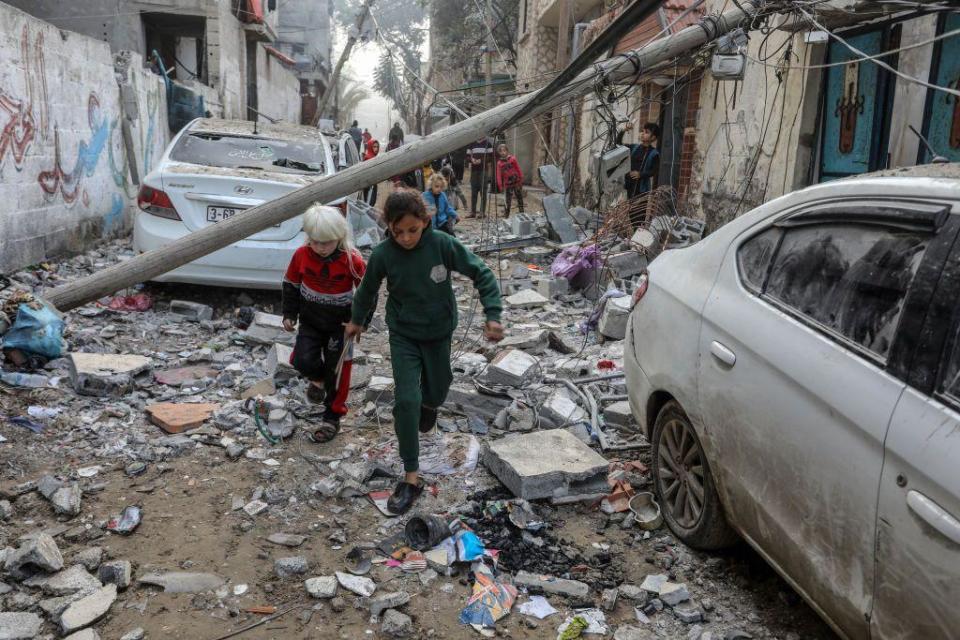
(345, 189), (504, 514)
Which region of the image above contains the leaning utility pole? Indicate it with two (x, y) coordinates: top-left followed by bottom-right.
(484, 0), (494, 109)
(45, 1), (765, 312)
(313, 0), (374, 126)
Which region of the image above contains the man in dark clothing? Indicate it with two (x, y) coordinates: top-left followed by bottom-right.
(390, 121), (405, 144)
(467, 138), (494, 216)
(450, 145), (467, 182)
(616, 122), (661, 199)
(348, 120), (363, 152)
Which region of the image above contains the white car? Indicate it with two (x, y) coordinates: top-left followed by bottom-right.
(133, 118), (362, 289)
(625, 165), (960, 640)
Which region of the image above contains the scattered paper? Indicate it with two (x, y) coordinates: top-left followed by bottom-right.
(518, 595), (558, 619)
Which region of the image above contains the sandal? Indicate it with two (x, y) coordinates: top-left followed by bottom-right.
(387, 480), (424, 515)
(308, 418), (340, 443)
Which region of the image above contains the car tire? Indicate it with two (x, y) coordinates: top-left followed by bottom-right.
(652, 401), (738, 550)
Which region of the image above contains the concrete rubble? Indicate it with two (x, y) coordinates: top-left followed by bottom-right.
(0, 223), (829, 638)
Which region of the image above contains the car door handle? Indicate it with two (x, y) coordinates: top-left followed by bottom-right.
(710, 341), (736, 367)
(907, 490), (960, 545)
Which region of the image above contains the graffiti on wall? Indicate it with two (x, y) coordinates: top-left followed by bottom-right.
(0, 27), (48, 171)
(38, 94), (112, 204)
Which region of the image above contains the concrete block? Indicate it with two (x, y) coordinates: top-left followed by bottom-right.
(266, 343), (296, 381)
(4, 533), (64, 577)
(98, 560), (132, 590)
(275, 556), (309, 579)
(510, 213), (535, 236)
(242, 312), (294, 346)
(603, 401), (635, 427)
(606, 250), (647, 278)
(505, 289), (550, 309)
(540, 390), (588, 426)
(365, 376), (395, 403)
(598, 296), (632, 340)
(0, 612), (43, 639)
(444, 383), (512, 420)
(498, 329), (549, 355)
(513, 570), (589, 599)
(305, 576), (338, 599)
(482, 429), (609, 500)
(659, 582), (691, 606)
(169, 300), (213, 322)
(485, 349), (538, 387)
(68, 353), (152, 397)
(533, 275), (570, 299)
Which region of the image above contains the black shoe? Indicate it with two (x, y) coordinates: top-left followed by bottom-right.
(419, 406), (438, 433)
(387, 480), (423, 515)
(306, 384), (326, 405)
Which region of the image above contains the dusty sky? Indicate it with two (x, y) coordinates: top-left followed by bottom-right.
(340, 28), (401, 143)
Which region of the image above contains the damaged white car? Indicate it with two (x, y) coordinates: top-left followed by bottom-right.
(625, 164), (960, 639)
(133, 118), (361, 289)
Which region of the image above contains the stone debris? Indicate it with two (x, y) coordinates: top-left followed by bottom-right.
(119, 628), (145, 640)
(49, 483), (83, 517)
(72, 549), (103, 572)
(540, 389), (589, 426)
(266, 343), (296, 381)
(605, 250), (647, 279)
(63, 630), (101, 640)
(0, 612), (43, 639)
(169, 300), (214, 322)
(138, 572), (224, 593)
(659, 582), (692, 607)
(366, 591), (410, 619)
(146, 402), (220, 434)
(275, 556), (309, 579)
(58, 584), (117, 634)
(504, 288), (550, 309)
(67, 353), (152, 397)
(304, 576), (338, 599)
(98, 560), (132, 590)
(484, 349), (538, 387)
(603, 400), (635, 427)
(513, 571), (590, 599)
(381, 609), (413, 638)
(598, 295), (633, 340)
(483, 429), (609, 500)
(267, 533), (307, 547)
(241, 312), (294, 346)
(335, 572), (376, 597)
(5, 533), (64, 578)
(25, 565), (101, 596)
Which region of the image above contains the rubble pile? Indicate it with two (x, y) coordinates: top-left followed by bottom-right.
(0, 213), (831, 638)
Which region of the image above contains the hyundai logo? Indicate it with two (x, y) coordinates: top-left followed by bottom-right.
(234, 185), (253, 194)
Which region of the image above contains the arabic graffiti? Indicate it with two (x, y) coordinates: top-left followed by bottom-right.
(0, 26), (48, 171)
(38, 93), (111, 203)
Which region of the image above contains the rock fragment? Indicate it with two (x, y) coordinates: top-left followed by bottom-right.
(335, 571), (376, 597)
(304, 576), (338, 599)
(98, 560), (133, 590)
(275, 557), (309, 579)
(58, 584), (117, 634)
(513, 571), (589, 599)
(381, 609), (413, 637)
(0, 612), (43, 639)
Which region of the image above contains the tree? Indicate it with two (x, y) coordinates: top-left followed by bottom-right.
(335, 75), (371, 125)
(432, 0), (519, 79)
(334, 0), (428, 133)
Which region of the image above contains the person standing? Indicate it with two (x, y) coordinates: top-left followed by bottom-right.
(348, 120), (363, 151)
(345, 190), (503, 514)
(362, 138), (380, 206)
(440, 164), (468, 210)
(390, 121), (405, 144)
(495, 144), (524, 218)
(450, 145), (467, 183)
(467, 137), (493, 217)
(616, 122), (660, 199)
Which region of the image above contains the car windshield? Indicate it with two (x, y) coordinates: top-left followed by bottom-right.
(170, 132), (326, 174)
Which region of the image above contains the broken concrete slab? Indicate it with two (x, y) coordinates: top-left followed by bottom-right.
(72, 548), (103, 572)
(240, 378), (276, 400)
(540, 390), (588, 426)
(241, 312), (295, 346)
(673, 601), (702, 623)
(598, 296), (632, 340)
(499, 329), (549, 355)
(366, 591), (411, 619)
(485, 349), (538, 387)
(50, 483), (82, 517)
(267, 533), (307, 547)
(513, 571), (590, 599)
(25, 564), (100, 596)
(169, 300), (214, 322)
(68, 353), (152, 397)
(4, 533), (64, 577)
(0, 612), (43, 640)
(533, 275), (570, 299)
(146, 402), (220, 434)
(365, 376), (395, 403)
(305, 576), (338, 599)
(505, 289), (550, 309)
(381, 608), (413, 638)
(640, 574), (668, 594)
(37, 475), (62, 499)
(543, 194), (584, 244)
(482, 429), (609, 500)
(63, 629), (101, 640)
(538, 165), (566, 194)
(154, 365), (218, 387)
(336, 571), (376, 597)
(138, 571), (224, 593)
(659, 582), (691, 606)
(444, 383), (512, 420)
(605, 251), (647, 279)
(266, 343), (296, 381)
(603, 401), (635, 427)
(58, 584), (116, 634)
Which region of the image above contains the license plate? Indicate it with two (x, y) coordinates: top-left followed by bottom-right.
(206, 205), (245, 222)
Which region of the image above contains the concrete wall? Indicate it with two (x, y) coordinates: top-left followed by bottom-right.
(208, 0), (247, 119)
(0, 4), (172, 275)
(257, 45), (301, 123)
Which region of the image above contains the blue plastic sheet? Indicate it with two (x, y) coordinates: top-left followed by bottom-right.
(1, 303), (65, 359)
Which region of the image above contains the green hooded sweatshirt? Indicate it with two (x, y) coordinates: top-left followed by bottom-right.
(351, 226), (502, 342)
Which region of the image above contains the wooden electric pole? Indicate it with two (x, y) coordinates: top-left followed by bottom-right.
(484, 0), (494, 110)
(313, 0), (374, 126)
(45, 1), (764, 312)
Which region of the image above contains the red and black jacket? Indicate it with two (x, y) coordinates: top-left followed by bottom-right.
(282, 246), (368, 332)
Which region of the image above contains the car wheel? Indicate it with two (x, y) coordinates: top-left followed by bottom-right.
(652, 401), (738, 550)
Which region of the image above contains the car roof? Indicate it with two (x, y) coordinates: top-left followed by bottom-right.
(838, 162), (960, 182)
(188, 118), (330, 143)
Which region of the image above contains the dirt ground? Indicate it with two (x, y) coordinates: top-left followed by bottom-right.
(0, 216), (837, 640)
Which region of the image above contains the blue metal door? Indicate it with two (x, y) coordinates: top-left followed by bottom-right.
(921, 14), (960, 163)
(819, 30), (893, 181)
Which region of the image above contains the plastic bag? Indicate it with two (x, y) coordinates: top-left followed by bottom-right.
(1, 302), (65, 359)
(551, 245), (601, 280)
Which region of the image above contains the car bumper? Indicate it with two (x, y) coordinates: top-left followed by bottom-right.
(133, 212), (300, 290)
(624, 318), (653, 433)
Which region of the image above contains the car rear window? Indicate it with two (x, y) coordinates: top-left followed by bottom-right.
(170, 132), (326, 174)
(764, 224), (929, 359)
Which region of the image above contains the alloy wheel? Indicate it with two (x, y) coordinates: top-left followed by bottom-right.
(657, 416), (706, 528)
